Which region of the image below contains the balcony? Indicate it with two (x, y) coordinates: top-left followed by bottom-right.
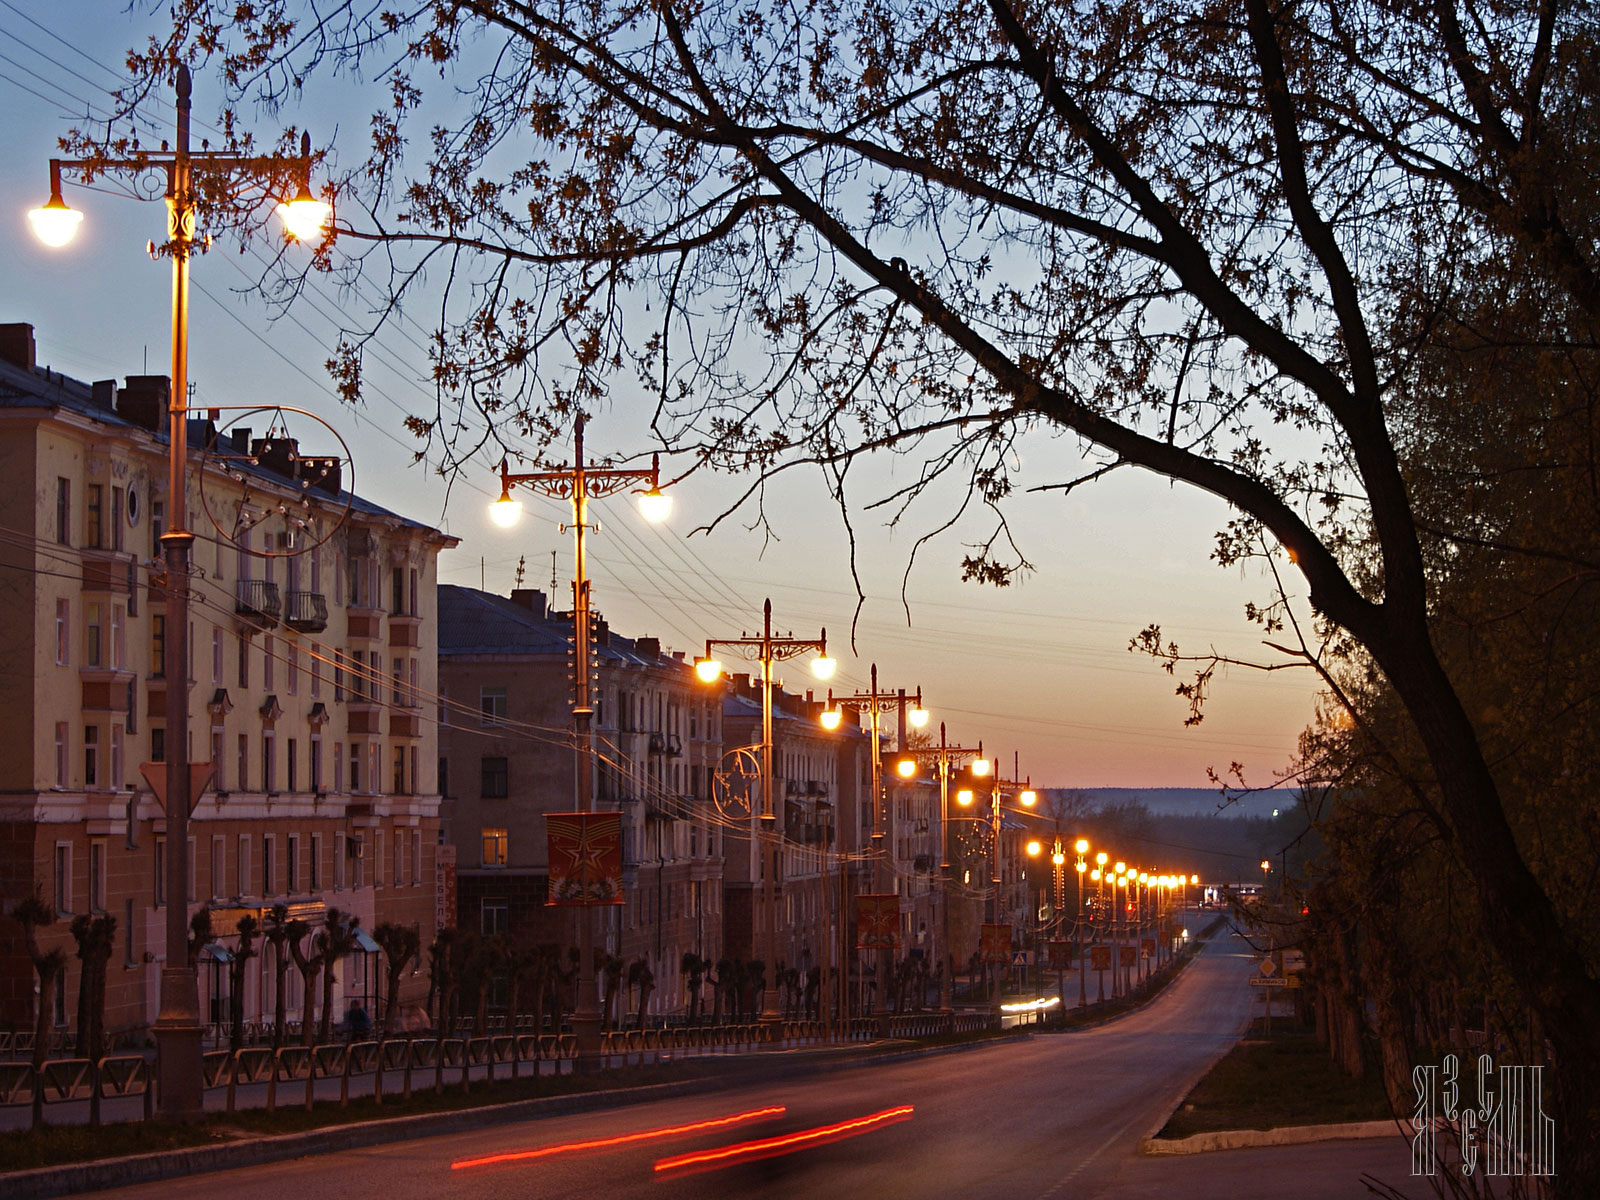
(284, 590), (329, 633)
(234, 579), (282, 626)
(647, 731), (682, 757)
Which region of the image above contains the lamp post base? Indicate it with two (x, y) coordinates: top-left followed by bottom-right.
(153, 967), (205, 1120)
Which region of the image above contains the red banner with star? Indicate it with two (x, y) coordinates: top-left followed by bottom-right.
(1047, 940), (1074, 968)
(545, 811), (624, 906)
(1090, 945), (1111, 971)
(980, 923), (1011, 963)
(855, 894), (900, 948)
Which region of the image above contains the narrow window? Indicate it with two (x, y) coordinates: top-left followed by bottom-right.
(86, 483), (103, 548)
(56, 478), (71, 545)
(55, 599), (69, 665)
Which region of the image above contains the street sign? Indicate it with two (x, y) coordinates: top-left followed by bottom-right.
(1011, 950), (1034, 967)
(1282, 949), (1306, 973)
(1258, 956), (1277, 977)
(1250, 976), (1289, 987)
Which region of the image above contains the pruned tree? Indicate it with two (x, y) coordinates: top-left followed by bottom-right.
(372, 922), (421, 1036)
(285, 917), (324, 1046)
(69, 913), (116, 1062)
(680, 951), (710, 1024)
(316, 908), (361, 1044)
(227, 914), (260, 1051)
(262, 903), (292, 1050)
(94, 3), (1600, 1186)
(11, 891), (65, 1130)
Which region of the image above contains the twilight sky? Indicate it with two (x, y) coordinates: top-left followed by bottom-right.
(0, 1), (1324, 788)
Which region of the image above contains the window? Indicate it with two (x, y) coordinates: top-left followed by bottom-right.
(412, 830), (423, 884)
(409, 568), (419, 617)
(480, 756), (509, 799)
(481, 899), (508, 936)
(391, 566), (404, 615)
(287, 738), (298, 793)
(84, 725), (100, 787)
(310, 641), (323, 698)
(263, 730), (276, 793)
(286, 833), (300, 893)
(310, 833), (322, 891)
(392, 745), (406, 795)
(211, 727), (225, 790)
(150, 726), (165, 764)
(56, 478), (70, 545)
(481, 827), (508, 867)
(394, 834), (404, 889)
(480, 687), (507, 726)
(262, 835), (275, 895)
(392, 657), (403, 704)
(124, 899), (137, 967)
(111, 605), (125, 669)
(150, 500), (164, 556)
(85, 603), (104, 667)
(86, 484), (103, 548)
(54, 843), (71, 913)
(334, 833), (345, 890)
(154, 837), (165, 907)
(151, 614), (166, 677)
(55, 599), (69, 665)
(89, 841), (106, 911)
(238, 835), (251, 896)
(311, 736), (323, 793)
(374, 830), (385, 887)
(237, 734), (249, 792)
(237, 632), (249, 689)
(334, 743), (344, 793)
(54, 723), (68, 788)
(110, 724), (124, 790)
(212, 630), (224, 684)
(111, 488), (123, 551)
(263, 635), (274, 690)
(210, 836), (226, 899)
(349, 741), (362, 792)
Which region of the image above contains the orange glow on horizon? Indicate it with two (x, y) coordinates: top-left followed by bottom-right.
(653, 1104), (915, 1174)
(450, 1105), (788, 1170)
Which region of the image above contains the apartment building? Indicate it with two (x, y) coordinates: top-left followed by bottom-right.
(436, 584), (725, 1018)
(0, 322), (454, 1039)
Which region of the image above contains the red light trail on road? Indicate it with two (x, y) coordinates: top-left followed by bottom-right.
(449, 1105), (788, 1170)
(652, 1104), (915, 1174)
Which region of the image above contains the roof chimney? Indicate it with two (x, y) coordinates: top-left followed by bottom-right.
(510, 588), (548, 619)
(0, 324), (36, 371)
(635, 636), (661, 659)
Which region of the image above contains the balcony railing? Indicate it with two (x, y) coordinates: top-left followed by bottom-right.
(285, 590), (329, 633)
(235, 579), (282, 624)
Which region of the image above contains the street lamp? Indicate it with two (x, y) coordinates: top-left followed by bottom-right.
(493, 416), (666, 1063)
(894, 723), (983, 1011)
(30, 64), (326, 1120)
(820, 666), (924, 1023)
(1073, 839), (1089, 1009)
(954, 758), (1035, 1013)
(695, 600), (830, 1018)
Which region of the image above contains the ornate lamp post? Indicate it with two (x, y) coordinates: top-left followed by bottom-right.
(955, 760), (1035, 1012)
(894, 723), (982, 1010)
(694, 601), (832, 1018)
(30, 64), (328, 1120)
(1073, 839), (1089, 1009)
(492, 417), (667, 1062)
(820, 667), (926, 1022)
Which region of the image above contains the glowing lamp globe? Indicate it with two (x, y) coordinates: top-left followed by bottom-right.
(908, 705), (929, 728)
(489, 494), (523, 528)
(809, 654), (835, 680)
(819, 708), (842, 731)
(694, 657), (722, 683)
(637, 486), (672, 523)
(276, 186), (332, 242)
(29, 193), (82, 247)
(1018, 789), (1037, 807)
(971, 759), (991, 777)
(896, 758), (916, 779)
(956, 788), (974, 807)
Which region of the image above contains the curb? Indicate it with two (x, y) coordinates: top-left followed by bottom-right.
(2, 1033), (1016, 1199)
(1139, 1119), (1399, 1155)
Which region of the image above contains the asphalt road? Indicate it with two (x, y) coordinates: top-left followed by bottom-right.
(68, 941), (1420, 1199)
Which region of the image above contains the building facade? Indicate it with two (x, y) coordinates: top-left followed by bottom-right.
(436, 584), (726, 1020)
(0, 323), (454, 1041)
